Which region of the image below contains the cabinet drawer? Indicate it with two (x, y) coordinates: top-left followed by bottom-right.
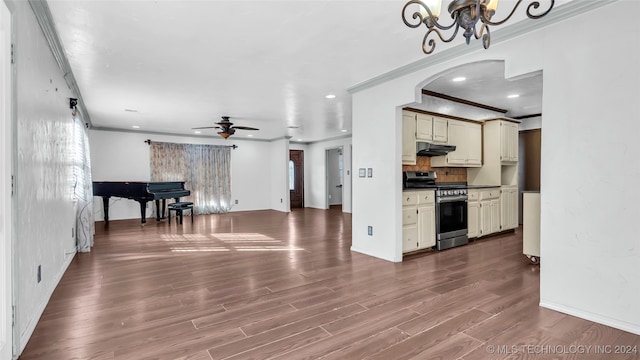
(417, 190), (435, 204)
(403, 193), (419, 206)
(402, 225), (419, 252)
(403, 208), (417, 225)
(468, 190), (479, 201)
(480, 189), (500, 200)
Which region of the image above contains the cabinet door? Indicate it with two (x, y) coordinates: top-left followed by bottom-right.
(468, 201), (480, 238)
(416, 113), (433, 141)
(446, 120), (467, 165)
(490, 199), (501, 233)
(480, 200), (491, 236)
(402, 113), (416, 165)
(417, 205), (435, 249)
(466, 122), (482, 166)
(501, 122), (518, 163)
(432, 117), (448, 143)
(403, 224), (419, 252)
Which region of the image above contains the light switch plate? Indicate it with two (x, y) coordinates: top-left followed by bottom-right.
(367, 168), (373, 178)
(359, 168), (366, 178)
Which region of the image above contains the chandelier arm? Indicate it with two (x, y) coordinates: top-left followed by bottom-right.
(422, 24), (461, 54)
(481, 0), (554, 27)
(402, 0), (458, 31)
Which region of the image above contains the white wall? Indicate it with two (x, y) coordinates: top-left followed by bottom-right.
(519, 116), (542, 131)
(304, 137), (352, 212)
(0, 1), (12, 358)
(269, 138), (289, 212)
(13, 0), (79, 353)
(351, 1), (640, 334)
(89, 130), (277, 221)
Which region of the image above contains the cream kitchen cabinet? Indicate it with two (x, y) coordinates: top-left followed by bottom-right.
(500, 121), (518, 163)
(500, 185), (518, 230)
(467, 190), (480, 238)
(432, 116), (448, 143)
(478, 188), (501, 237)
(431, 119), (482, 167)
(402, 190), (435, 252)
(416, 113), (433, 141)
(402, 111), (417, 165)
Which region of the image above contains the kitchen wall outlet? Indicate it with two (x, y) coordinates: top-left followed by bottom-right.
(280, 198), (283, 203)
(235, 199), (238, 204)
(367, 168), (373, 178)
(37, 265), (41, 283)
(367, 226), (373, 236)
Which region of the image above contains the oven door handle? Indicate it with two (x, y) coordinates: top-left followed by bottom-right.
(437, 196), (468, 203)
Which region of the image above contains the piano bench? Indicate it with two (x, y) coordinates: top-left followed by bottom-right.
(168, 202), (194, 225)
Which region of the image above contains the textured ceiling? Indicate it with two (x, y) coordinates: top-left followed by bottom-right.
(48, 0), (559, 142)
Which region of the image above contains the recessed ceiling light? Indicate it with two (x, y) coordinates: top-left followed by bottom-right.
(297, 139), (302, 141)
(453, 77), (466, 82)
(132, 125), (140, 129)
(194, 131), (201, 134)
(247, 134), (253, 137)
(325, 94), (336, 99)
(340, 129), (347, 132)
(508, 94), (520, 98)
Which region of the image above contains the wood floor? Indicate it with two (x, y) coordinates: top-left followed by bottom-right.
(20, 208), (640, 360)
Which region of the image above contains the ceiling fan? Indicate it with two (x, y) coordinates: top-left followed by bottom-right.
(193, 116), (259, 139)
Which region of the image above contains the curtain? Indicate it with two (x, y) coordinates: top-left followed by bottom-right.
(73, 118), (94, 252)
(150, 142), (232, 214)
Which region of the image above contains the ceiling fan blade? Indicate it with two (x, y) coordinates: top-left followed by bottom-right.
(192, 126), (219, 129)
(232, 126), (259, 130)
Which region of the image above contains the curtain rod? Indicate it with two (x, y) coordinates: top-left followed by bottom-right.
(144, 139), (237, 149)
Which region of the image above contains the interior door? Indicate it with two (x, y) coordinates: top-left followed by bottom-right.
(327, 148), (343, 206)
(0, 2), (13, 358)
(289, 150), (304, 208)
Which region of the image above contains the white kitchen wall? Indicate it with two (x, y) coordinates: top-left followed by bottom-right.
(89, 130), (276, 220)
(519, 116), (542, 131)
(351, 0), (639, 334)
(13, 0), (79, 352)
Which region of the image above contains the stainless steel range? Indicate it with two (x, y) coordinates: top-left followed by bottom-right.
(403, 171), (469, 250)
(435, 185), (468, 250)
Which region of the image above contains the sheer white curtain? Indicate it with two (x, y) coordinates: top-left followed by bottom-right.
(73, 118), (94, 252)
(150, 142), (232, 214)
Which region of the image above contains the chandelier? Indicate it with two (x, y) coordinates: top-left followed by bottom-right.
(402, 0), (554, 55)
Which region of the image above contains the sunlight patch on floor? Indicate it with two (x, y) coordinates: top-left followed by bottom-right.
(160, 232), (305, 252)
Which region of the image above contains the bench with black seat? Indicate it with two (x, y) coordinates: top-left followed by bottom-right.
(168, 202), (194, 224)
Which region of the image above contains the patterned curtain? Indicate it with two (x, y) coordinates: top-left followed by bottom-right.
(150, 142), (232, 214)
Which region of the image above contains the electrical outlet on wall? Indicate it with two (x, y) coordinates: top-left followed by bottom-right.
(235, 199), (238, 204)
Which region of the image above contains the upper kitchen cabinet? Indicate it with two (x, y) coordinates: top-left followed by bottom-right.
(501, 121), (519, 163)
(430, 119), (482, 167)
(468, 118), (520, 186)
(402, 111), (417, 165)
(416, 113), (432, 141)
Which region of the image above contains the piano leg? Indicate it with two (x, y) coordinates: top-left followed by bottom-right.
(101, 196), (110, 224)
(137, 200), (148, 224)
(154, 199), (166, 221)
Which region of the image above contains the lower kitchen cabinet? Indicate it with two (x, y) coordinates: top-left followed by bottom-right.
(501, 185), (518, 230)
(402, 190), (435, 252)
(477, 188), (501, 237)
(468, 199), (480, 238)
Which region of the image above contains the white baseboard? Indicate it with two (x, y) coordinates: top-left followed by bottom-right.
(350, 246), (400, 263)
(19, 253), (76, 354)
(540, 300), (640, 336)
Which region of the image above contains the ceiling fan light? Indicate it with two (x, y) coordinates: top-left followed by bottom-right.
(218, 132), (231, 139)
(484, 0), (499, 12)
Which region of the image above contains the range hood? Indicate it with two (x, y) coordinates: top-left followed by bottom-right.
(416, 142), (456, 157)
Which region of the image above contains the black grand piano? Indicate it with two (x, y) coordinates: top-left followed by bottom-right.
(93, 181), (190, 224)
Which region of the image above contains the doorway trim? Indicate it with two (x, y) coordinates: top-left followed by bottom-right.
(324, 146), (344, 210)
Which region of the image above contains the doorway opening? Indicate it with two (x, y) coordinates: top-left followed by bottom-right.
(326, 147), (343, 210)
(289, 150), (304, 209)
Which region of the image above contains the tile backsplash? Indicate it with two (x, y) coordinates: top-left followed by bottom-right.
(402, 157), (467, 183)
